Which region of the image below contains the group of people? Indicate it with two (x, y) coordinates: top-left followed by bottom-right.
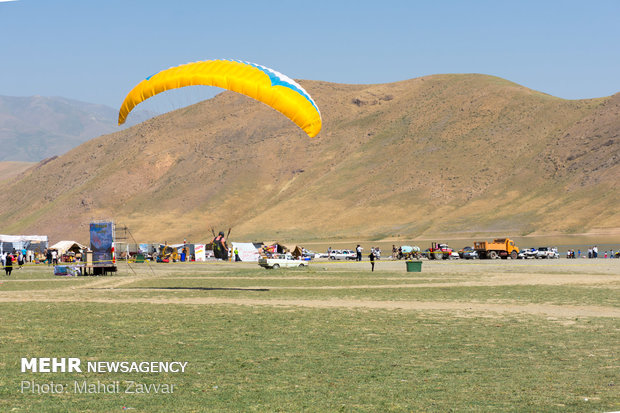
(2, 250), (25, 275)
(2, 247), (63, 275)
(587, 246), (618, 259)
(44, 249), (59, 265)
(352, 245), (381, 262)
(566, 246), (618, 259)
(351, 245), (382, 271)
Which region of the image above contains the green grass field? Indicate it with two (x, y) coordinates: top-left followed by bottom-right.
(0, 259), (618, 412)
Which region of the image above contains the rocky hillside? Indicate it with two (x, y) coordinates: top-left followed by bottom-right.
(0, 74), (618, 244)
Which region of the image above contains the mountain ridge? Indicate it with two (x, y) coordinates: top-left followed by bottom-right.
(0, 74), (618, 244)
(0, 95), (155, 162)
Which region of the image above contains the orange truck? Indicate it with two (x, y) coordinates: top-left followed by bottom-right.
(474, 238), (519, 259)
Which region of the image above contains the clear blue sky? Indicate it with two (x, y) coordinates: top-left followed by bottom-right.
(1, 0), (619, 108)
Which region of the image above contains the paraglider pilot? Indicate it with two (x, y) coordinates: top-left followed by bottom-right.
(212, 231), (229, 260)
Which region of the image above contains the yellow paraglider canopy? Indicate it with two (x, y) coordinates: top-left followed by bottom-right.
(118, 59), (322, 138)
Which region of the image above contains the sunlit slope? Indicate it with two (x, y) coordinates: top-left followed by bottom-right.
(0, 74), (618, 243)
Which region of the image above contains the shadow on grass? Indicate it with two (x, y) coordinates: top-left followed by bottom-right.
(120, 287), (270, 292)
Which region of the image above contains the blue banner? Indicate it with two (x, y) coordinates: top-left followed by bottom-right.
(90, 222), (114, 265)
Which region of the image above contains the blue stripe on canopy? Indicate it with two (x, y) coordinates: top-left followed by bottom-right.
(239, 61), (320, 114)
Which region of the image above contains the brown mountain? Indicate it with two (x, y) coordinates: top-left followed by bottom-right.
(0, 74), (618, 244)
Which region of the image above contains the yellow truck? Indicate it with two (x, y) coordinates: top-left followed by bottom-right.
(474, 238), (519, 259)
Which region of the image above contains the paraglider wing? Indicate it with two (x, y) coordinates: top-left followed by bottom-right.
(118, 59), (322, 137)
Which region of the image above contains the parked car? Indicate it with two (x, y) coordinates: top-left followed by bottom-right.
(459, 246), (478, 260)
(258, 253), (309, 269)
(301, 249), (319, 259)
(520, 248), (538, 259)
(536, 247), (559, 259)
(328, 249), (357, 260)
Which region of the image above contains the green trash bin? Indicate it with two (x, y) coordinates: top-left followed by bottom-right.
(135, 253), (145, 263)
(406, 260), (422, 272)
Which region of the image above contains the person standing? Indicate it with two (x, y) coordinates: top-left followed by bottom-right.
(212, 231), (229, 260)
(356, 245), (362, 261)
(234, 247), (240, 262)
(368, 249), (375, 271)
(4, 252), (13, 276)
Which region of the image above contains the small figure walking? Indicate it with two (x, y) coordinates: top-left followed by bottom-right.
(368, 250), (375, 272)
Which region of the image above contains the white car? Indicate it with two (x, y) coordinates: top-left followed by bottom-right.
(536, 247), (559, 259)
(258, 254), (309, 269)
(520, 248), (538, 259)
(328, 250), (357, 260)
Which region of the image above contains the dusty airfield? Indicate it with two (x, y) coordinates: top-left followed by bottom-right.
(0, 259), (618, 319)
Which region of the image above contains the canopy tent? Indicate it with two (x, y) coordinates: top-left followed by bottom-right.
(49, 241), (87, 255)
(292, 246), (303, 259)
(261, 242), (289, 254)
(0, 235), (48, 243)
(0, 234), (48, 254)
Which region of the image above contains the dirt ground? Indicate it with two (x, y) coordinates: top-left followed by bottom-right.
(0, 259), (618, 318)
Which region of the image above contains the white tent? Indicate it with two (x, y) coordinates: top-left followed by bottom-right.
(231, 242), (260, 262)
(0, 235), (48, 243)
(49, 240), (87, 255)
(0, 234), (48, 254)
